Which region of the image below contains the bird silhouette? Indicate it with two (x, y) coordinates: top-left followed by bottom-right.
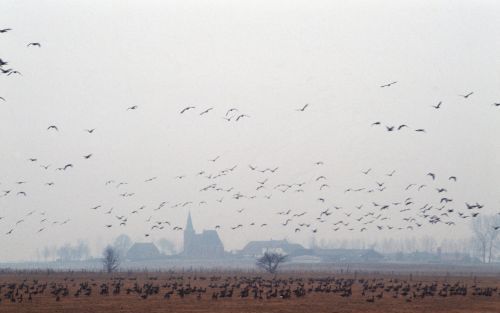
(386, 170), (396, 176)
(296, 104), (309, 111)
(432, 101), (442, 109)
(209, 156), (220, 162)
(225, 108), (238, 117)
(380, 81), (397, 88)
(180, 106), (195, 114)
(47, 125), (59, 131)
(460, 92), (474, 99)
(27, 42), (41, 47)
(200, 108), (213, 115)
(6, 70), (22, 76)
(236, 114), (249, 121)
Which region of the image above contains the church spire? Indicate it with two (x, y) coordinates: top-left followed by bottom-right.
(185, 211), (194, 233)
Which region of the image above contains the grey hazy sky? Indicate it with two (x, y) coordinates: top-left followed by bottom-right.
(1, 0), (499, 261)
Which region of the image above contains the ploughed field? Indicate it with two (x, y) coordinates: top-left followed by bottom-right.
(0, 271), (499, 312)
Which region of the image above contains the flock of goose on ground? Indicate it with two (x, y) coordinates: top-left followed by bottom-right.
(0, 274), (499, 304)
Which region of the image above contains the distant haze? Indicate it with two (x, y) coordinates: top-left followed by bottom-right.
(0, 0), (499, 261)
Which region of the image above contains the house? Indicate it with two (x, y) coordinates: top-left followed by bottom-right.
(240, 239), (311, 257)
(126, 242), (162, 261)
(313, 248), (384, 263)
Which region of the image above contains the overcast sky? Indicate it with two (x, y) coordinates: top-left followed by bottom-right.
(0, 0), (499, 261)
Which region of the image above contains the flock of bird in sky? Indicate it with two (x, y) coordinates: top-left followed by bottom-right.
(1, 27), (499, 243)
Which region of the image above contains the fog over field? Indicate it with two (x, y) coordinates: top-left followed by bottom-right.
(0, 0), (499, 262)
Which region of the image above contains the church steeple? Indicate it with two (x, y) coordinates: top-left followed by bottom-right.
(185, 211), (194, 233)
(184, 211), (195, 256)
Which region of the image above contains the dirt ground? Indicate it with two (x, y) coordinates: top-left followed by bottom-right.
(0, 271), (498, 313)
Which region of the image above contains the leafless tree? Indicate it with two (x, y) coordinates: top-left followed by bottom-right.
(103, 246), (120, 273)
(56, 241), (90, 261)
(419, 236), (437, 253)
(156, 238), (176, 255)
(113, 234), (132, 259)
(471, 215), (500, 263)
(256, 251), (288, 274)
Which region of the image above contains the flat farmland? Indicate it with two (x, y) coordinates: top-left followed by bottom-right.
(0, 271), (499, 313)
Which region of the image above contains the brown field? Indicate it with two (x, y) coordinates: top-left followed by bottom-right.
(0, 270), (499, 313)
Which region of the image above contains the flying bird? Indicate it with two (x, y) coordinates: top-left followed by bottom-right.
(460, 92), (474, 99)
(296, 104), (309, 112)
(127, 105), (138, 110)
(7, 70), (21, 76)
(200, 107), (213, 115)
(236, 114), (249, 121)
(27, 42), (41, 47)
(209, 155), (220, 162)
(380, 81), (397, 88)
(180, 106), (195, 114)
(386, 170), (396, 177)
(47, 125), (58, 131)
(0, 28), (12, 33)
(432, 101), (442, 109)
(225, 108), (238, 116)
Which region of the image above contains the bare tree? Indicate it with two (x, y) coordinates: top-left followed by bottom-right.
(113, 234), (132, 259)
(419, 236), (437, 253)
(471, 215), (500, 263)
(156, 238), (176, 255)
(103, 246), (120, 273)
(256, 251), (287, 274)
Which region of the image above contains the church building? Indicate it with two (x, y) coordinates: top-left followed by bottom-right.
(183, 212), (225, 259)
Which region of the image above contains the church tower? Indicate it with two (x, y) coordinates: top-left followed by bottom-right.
(184, 211), (195, 255)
